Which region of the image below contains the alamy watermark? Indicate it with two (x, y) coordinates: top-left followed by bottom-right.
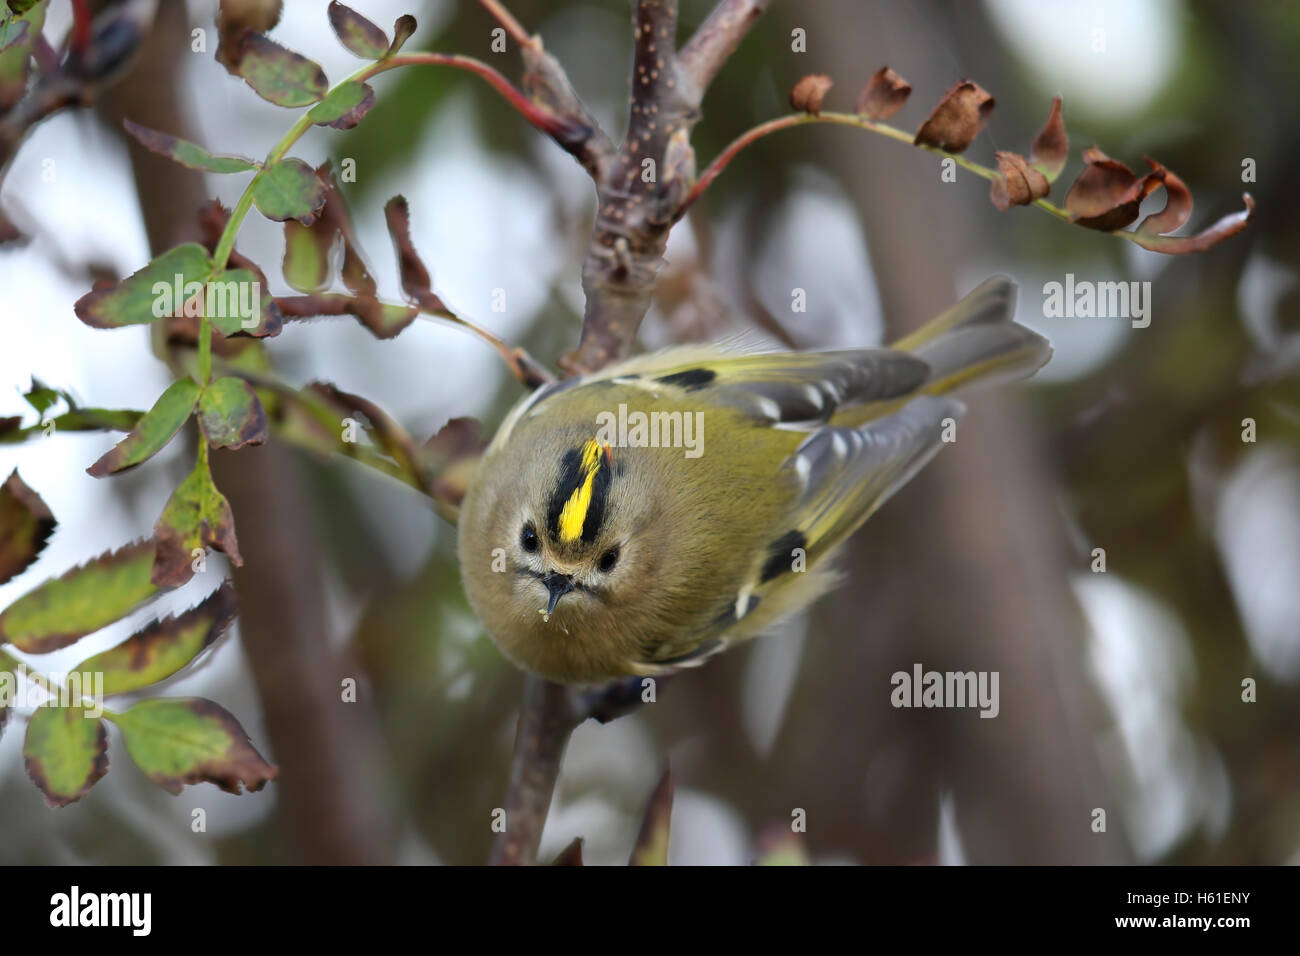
(0, 670), (104, 718)
(890, 663), (1000, 718)
(595, 404), (704, 458)
(152, 273), (261, 329)
(1043, 273), (1151, 328)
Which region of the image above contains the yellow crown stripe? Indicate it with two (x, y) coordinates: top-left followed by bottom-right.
(557, 440), (605, 542)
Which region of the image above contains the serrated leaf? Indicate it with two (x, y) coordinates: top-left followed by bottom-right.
(108, 697), (277, 795)
(0, 470), (55, 585)
(152, 460), (241, 587)
(23, 705), (108, 807)
(197, 377), (268, 450)
(0, 540), (161, 654)
(252, 159), (327, 224)
(73, 582), (237, 696)
(328, 2), (389, 59)
(306, 80), (374, 130)
(234, 31), (327, 107)
(86, 378), (199, 477)
(629, 767), (673, 866)
(202, 268), (279, 337)
(74, 243), (212, 329)
(123, 119), (258, 174)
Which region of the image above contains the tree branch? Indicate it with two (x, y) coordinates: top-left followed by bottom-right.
(677, 0), (770, 103)
(493, 0), (771, 865)
(490, 677), (652, 865)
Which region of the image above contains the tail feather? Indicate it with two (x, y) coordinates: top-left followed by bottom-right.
(899, 276), (1052, 396)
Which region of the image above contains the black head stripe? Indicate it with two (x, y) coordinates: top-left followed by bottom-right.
(654, 368), (716, 390)
(760, 530), (807, 582)
(546, 442), (614, 543)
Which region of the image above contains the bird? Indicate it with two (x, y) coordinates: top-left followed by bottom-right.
(457, 276), (1050, 684)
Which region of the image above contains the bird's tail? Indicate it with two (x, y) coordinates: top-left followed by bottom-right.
(892, 275), (1052, 396)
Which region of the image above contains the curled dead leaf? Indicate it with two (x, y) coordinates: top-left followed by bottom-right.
(1064, 147), (1166, 231)
(914, 79), (994, 154)
(1131, 194), (1255, 254)
(790, 74), (833, 116)
(990, 151), (1050, 211)
(1136, 157), (1193, 236)
(1030, 95), (1067, 182)
(856, 66), (911, 120)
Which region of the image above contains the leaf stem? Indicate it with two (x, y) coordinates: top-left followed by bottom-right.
(202, 52), (568, 386)
(676, 109), (1082, 229)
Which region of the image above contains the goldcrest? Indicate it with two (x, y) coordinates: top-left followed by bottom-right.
(458, 277), (1050, 684)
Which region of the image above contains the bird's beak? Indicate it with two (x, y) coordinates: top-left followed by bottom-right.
(542, 572), (575, 617)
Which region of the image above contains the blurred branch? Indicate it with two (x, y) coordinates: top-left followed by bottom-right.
(677, 0), (770, 96)
(101, 0), (396, 863)
(490, 677), (652, 865)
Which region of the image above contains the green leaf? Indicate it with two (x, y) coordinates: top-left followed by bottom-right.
(73, 582), (237, 696)
(0, 470), (54, 586)
(387, 14), (416, 57)
(23, 705), (108, 807)
(0, 1), (45, 111)
(234, 31), (327, 107)
(281, 220), (331, 292)
(0, 408), (142, 445)
(252, 159), (327, 225)
(629, 767), (673, 866)
(328, 3), (389, 60)
(123, 119), (258, 174)
(306, 80), (374, 129)
(152, 459), (241, 587)
(74, 243), (212, 329)
(202, 268), (280, 337)
(197, 377), (268, 450)
(0, 540), (161, 654)
(86, 378), (199, 477)
(108, 698), (277, 795)
(22, 377), (69, 417)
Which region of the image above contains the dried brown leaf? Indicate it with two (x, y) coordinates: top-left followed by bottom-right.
(0, 470), (55, 586)
(1131, 194), (1255, 254)
(790, 74), (833, 116)
(1030, 95), (1068, 182)
(855, 66), (911, 120)
(914, 79), (994, 154)
(1136, 156), (1193, 236)
(990, 150), (1050, 211)
(1064, 147), (1166, 231)
(384, 196), (445, 311)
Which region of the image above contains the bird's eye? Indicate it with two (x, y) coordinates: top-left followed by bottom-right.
(520, 523), (539, 553)
(597, 547), (619, 573)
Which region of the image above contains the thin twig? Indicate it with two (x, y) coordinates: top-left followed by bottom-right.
(477, 0), (531, 47)
(677, 0), (771, 104)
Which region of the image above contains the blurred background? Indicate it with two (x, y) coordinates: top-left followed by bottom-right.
(1, 0), (1297, 864)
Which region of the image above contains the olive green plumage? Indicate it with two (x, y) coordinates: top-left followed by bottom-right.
(458, 276), (1050, 684)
